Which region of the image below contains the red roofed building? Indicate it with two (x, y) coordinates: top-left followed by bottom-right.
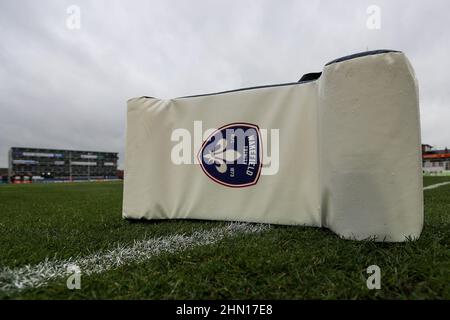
(422, 144), (450, 174)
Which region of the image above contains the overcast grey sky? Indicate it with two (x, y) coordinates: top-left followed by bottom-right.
(1, 0), (449, 168)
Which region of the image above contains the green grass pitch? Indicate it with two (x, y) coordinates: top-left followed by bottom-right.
(0, 176), (449, 299)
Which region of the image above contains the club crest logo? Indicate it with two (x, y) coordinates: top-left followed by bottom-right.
(197, 123), (262, 187)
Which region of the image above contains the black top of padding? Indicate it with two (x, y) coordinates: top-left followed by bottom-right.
(298, 72), (322, 82)
(325, 49), (401, 66)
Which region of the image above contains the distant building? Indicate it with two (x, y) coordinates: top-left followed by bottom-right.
(422, 144), (450, 174)
(422, 144), (433, 153)
(0, 168), (8, 184)
(8, 147), (118, 183)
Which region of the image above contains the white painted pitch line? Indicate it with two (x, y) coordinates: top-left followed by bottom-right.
(0, 222), (270, 293)
(0, 180), (446, 293)
(423, 181), (450, 190)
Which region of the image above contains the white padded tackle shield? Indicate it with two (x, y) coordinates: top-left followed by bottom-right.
(123, 50), (423, 242)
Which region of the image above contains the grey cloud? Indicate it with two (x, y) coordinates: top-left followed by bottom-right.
(1, 0), (449, 168)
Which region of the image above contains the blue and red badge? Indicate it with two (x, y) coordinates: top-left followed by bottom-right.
(198, 123), (262, 187)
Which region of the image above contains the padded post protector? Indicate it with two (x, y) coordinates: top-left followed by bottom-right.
(123, 50), (423, 242)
